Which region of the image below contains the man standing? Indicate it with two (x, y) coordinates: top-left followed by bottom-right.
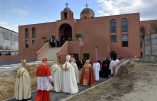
(80, 60), (95, 86)
(93, 60), (101, 81)
(71, 57), (80, 84)
(62, 55), (79, 94)
(109, 57), (117, 77)
(100, 57), (110, 78)
(14, 59), (31, 101)
(35, 58), (53, 101)
(51, 62), (62, 92)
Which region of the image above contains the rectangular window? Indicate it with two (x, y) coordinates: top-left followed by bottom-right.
(122, 34), (128, 47)
(25, 40), (29, 48)
(111, 35), (117, 42)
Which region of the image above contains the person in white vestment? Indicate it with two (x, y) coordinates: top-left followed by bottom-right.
(14, 59), (31, 100)
(71, 57), (80, 84)
(51, 62), (62, 92)
(109, 57), (117, 76)
(115, 58), (120, 64)
(93, 60), (101, 81)
(62, 55), (79, 94)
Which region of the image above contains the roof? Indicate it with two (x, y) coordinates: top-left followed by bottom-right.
(63, 7), (72, 12)
(81, 7), (95, 15)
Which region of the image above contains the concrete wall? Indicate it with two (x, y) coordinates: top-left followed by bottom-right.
(0, 26), (18, 50)
(144, 34), (157, 56)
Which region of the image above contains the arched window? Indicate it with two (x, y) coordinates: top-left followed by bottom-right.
(64, 12), (67, 19)
(32, 27), (36, 38)
(110, 19), (116, 33)
(25, 28), (29, 39)
(121, 18), (128, 32)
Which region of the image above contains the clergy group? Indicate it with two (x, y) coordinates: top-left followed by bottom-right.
(14, 54), (120, 101)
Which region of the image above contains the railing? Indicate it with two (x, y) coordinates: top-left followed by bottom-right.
(36, 42), (50, 60)
(57, 41), (69, 64)
(57, 41), (69, 56)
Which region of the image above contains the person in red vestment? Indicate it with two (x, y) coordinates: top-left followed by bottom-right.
(80, 60), (95, 86)
(35, 58), (54, 101)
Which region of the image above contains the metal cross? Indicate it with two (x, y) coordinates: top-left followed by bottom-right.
(85, 3), (88, 8)
(65, 3), (68, 8)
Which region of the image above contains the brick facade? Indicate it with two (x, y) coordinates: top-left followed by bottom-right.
(15, 7), (156, 62)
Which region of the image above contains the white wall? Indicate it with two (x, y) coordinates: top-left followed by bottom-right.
(0, 27), (18, 50)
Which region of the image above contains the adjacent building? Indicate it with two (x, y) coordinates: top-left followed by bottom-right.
(0, 26), (18, 55)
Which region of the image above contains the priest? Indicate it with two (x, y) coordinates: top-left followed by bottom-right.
(62, 55), (79, 94)
(100, 57), (110, 78)
(35, 58), (54, 101)
(93, 60), (101, 81)
(14, 59), (31, 100)
(51, 62), (62, 92)
(71, 57), (80, 84)
(80, 60), (95, 86)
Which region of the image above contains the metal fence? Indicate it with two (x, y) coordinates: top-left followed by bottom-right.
(144, 33), (157, 56)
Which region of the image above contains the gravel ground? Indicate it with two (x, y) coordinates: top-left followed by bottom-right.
(68, 61), (157, 101)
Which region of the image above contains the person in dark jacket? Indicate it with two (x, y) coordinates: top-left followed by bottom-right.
(100, 57), (110, 78)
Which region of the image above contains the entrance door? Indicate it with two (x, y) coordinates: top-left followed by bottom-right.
(59, 23), (72, 46)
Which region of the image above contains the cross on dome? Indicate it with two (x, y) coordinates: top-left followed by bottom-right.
(85, 3), (88, 8)
(65, 3), (69, 8)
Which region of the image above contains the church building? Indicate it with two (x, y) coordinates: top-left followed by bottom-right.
(18, 4), (152, 62)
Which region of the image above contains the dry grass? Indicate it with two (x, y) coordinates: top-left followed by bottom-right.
(0, 64), (38, 100)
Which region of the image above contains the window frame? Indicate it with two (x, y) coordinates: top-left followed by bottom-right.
(25, 28), (29, 39)
(110, 35), (117, 42)
(121, 34), (128, 47)
(110, 19), (116, 33)
(121, 18), (128, 32)
(32, 27), (36, 38)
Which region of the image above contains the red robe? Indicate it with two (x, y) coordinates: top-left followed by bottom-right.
(35, 64), (52, 101)
(80, 64), (95, 86)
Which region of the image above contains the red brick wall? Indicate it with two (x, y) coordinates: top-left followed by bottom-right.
(0, 55), (20, 62)
(18, 13), (141, 61)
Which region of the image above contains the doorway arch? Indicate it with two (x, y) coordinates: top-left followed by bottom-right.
(59, 23), (72, 46)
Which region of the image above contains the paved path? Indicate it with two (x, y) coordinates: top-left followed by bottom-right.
(6, 78), (108, 101)
(0, 62), (109, 101)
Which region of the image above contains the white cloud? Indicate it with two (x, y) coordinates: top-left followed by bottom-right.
(0, 21), (18, 32)
(96, 0), (157, 20)
(11, 8), (28, 16)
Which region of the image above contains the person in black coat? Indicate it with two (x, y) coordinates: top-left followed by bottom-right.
(100, 58), (110, 78)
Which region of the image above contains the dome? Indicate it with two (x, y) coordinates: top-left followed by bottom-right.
(63, 7), (72, 12)
(81, 8), (95, 16)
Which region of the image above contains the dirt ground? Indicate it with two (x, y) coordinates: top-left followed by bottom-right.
(68, 61), (157, 101)
(0, 62), (56, 100)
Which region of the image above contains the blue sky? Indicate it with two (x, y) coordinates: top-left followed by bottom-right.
(0, 0), (157, 32)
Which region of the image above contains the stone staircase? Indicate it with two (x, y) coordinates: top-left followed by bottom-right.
(37, 47), (60, 61)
